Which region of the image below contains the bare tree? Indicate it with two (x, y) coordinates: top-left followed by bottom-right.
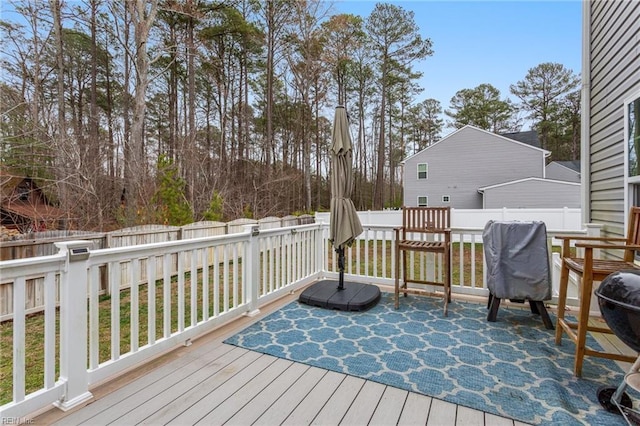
(49, 0), (69, 220)
(124, 0), (158, 224)
(285, 0), (330, 211)
(366, 3), (432, 209)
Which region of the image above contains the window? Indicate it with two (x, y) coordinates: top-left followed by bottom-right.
(417, 163), (428, 180)
(442, 195), (450, 203)
(417, 196), (428, 207)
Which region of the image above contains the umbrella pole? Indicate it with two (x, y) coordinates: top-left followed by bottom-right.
(337, 246), (345, 290)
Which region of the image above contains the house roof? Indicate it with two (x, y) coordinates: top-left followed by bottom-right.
(500, 130), (541, 149)
(0, 170), (65, 221)
(0, 170), (26, 199)
(2, 202), (65, 220)
(402, 125), (551, 163)
(477, 177), (581, 192)
(548, 160), (581, 173)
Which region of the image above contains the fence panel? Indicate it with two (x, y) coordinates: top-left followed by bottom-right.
(180, 221), (226, 239)
(0, 231), (106, 261)
(106, 225), (181, 247)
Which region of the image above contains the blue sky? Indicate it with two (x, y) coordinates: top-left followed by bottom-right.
(332, 0), (583, 129)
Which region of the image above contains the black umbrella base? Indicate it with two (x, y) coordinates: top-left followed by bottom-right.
(299, 280), (381, 311)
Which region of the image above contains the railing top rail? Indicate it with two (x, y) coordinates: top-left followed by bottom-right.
(0, 253), (65, 280)
(107, 228), (180, 237)
(0, 233), (106, 247)
(256, 222), (323, 237)
(90, 231), (250, 262)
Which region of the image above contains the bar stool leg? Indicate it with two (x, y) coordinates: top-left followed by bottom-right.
(395, 238), (400, 309)
(555, 259), (570, 345)
(574, 270), (594, 377)
(402, 251), (408, 297)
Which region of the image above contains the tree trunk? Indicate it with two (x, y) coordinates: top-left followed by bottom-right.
(124, 0), (158, 224)
(187, 12), (196, 208)
(50, 0), (68, 222)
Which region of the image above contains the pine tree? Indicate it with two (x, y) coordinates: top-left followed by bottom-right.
(152, 155), (193, 226)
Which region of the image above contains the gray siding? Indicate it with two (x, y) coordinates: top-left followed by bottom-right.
(545, 162), (580, 183)
(588, 0), (640, 237)
(482, 180), (581, 209)
(403, 126), (545, 208)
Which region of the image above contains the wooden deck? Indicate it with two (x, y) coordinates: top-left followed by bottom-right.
(33, 291), (633, 426)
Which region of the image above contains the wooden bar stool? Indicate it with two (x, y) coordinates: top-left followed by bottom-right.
(555, 206), (640, 376)
(394, 207), (451, 315)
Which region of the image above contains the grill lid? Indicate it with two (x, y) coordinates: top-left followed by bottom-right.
(595, 269), (640, 310)
(595, 270), (640, 353)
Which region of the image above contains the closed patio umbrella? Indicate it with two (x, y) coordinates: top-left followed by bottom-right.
(329, 106), (363, 289)
(298, 106), (379, 310)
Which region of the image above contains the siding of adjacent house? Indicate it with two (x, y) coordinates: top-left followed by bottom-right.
(480, 179), (581, 209)
(587, 0), (640, 237)
(403, 126), (546, 208)
(545, 162), (580, 183)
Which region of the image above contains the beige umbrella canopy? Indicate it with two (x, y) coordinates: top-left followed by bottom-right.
(329, 106), (363, 289)
(298, 105), (379, 309)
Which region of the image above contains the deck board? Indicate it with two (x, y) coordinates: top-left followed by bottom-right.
(127, 347), (261, 424)
(225, 362), (310, 425)
(339, 380), (386, 425)
(51, 344), (240, 425)
(311, 375), (366, 425)
(369, 386), (408, 425)
(426, 398), (457, 425)
(456, 405), (484, 426)
(397, 391), (432, 425)
(485, 412), (516, 426)
(281, 370), (346, 425)
(252, 366), (328, 425)
(194, 358), (293, 425)
(142, 351), (271, 424)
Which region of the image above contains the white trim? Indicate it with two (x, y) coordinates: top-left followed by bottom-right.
(417, 196), (428, 207)
(624, 88), (640, 232)
(442, 195), (450, 203)
(417, 163), (428, 180)
(477, 177), (581, 192)
(580, 0), (591, 224)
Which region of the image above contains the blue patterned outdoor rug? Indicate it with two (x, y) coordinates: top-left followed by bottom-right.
(224, 293), (636, 425)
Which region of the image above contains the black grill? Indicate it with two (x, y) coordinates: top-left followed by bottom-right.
(594, 270), (640, 424)
(595, 270), (640, 353)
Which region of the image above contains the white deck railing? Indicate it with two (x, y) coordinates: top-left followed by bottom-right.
(0, 222), (590, 419)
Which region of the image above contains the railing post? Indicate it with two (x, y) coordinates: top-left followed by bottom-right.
(317, 222), (327, 277)
(53, 241), (93, 411)
(585, 223), (602, 259)
(585, 223), (603, 313)
(244, 225), (260, 317)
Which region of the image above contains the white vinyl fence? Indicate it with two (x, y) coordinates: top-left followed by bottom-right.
(315, 207), (583, 231)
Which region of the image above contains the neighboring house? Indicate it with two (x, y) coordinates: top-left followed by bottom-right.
(546, 161), (581, 183)
(402, 125), (553, 208)
(582, 0), (640, 239)
(479, 178), (581, 209)
(0, 171), (65, 232)
(499, 130), (541, 148)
